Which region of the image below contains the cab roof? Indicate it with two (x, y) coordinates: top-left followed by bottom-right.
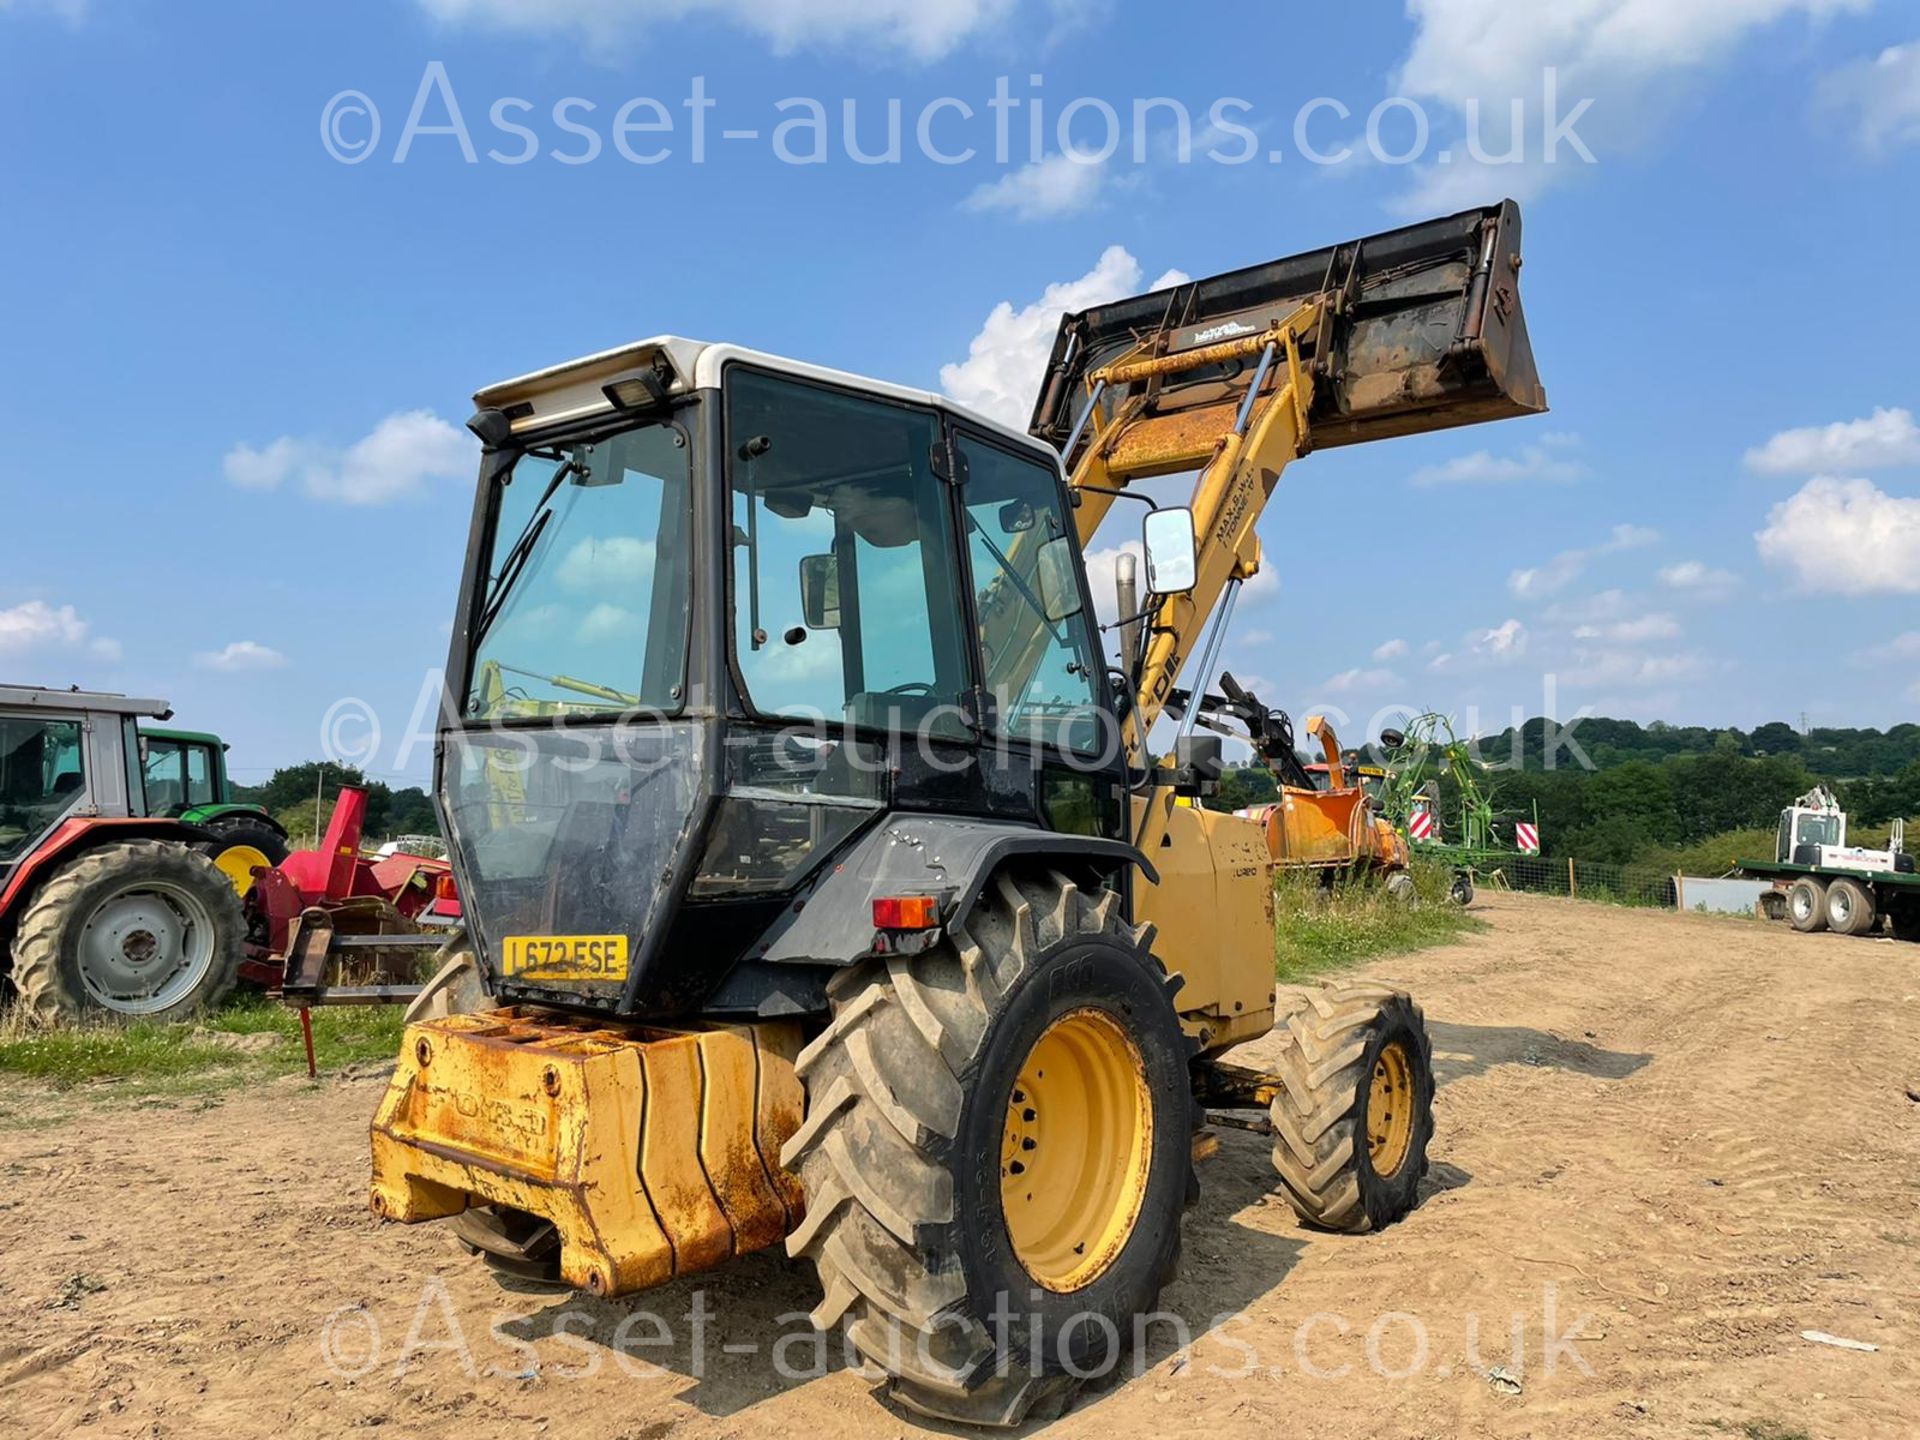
(0, 684), (171, 719)
(474, 336), (1053, 463)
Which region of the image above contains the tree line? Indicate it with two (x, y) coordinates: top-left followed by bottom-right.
(234, 762), (439, 845)
(1210, 716), (1920, 871)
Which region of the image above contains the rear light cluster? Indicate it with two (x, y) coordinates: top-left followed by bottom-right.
(872, 896), (940, 931)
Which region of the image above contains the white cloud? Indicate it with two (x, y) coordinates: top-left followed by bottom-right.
(193, 640), (290, 672)
(941, 246), (1189, 429)
(557, 535), (656, 594)
(1391, 0), (1870, 209)
(224, 410), (473, 506)
(1572, 613), (1681, 644)
(1659, 560), (1741, 596)
(0, 599), (120, 661)
(1510, 524), (1658, 599)
(1818, 42), (1920, 153)
(1604, 524), (1660, 552)
(1562, 650), (1705, 689)
(1510, 551), (1587, 599)
(1410, 436), (1586, 487)
(1862, 631), (1920, 663)
(1081, 541), (1142, 629)
(1755, 476), (1920, 594)
(414, 0), (1030, 60)
(1473, 618), (1529, 660)
(1321, 667), (1402, 694)
(577, 603), (645, 643)
(962, 154), (1107, 221)
(1373, 638), (1410, 662)
(1745, 406), (1920, 475)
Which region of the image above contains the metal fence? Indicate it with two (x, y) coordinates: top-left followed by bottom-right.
(1477, 855), (1681, 909)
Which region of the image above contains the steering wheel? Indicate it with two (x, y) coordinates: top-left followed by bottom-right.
(879, 682), (936, 697)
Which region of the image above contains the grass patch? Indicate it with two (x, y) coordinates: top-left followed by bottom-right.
(0, 993), (406, 1097)
(1704, 1422), (1813, 1440)
(1274, 862), (1484, 983)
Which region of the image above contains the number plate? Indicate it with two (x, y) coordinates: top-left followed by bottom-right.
(500, 934), (630, 983)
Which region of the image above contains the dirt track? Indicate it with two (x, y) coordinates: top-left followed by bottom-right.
(2, 893), (1916, 1439)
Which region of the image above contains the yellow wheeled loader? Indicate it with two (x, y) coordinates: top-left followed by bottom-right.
(370, 201), (1546, 1423)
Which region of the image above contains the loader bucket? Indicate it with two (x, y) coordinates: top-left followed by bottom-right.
(1030, 200), (1546, 458)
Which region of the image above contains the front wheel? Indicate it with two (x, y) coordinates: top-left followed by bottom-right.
(782, 870), (1194, 1426)
(1269, 983), (1435, 1233)
(10, 841), (245, 1024)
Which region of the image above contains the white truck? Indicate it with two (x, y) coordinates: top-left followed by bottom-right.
(1743, 787), (1918, 940)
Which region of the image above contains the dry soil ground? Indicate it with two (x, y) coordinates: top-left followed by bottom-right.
(2, 893), (1916, 1440)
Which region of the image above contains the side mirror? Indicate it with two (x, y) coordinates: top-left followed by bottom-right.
(1142, 507), (1198, 594)
(1035, 536), (1083, 622)
(798, 554), (840, 630)
(998, 499), (1036, 534)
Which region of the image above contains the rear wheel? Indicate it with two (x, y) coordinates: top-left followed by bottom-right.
(1825, 878), (1877, 937)
(1449, 872), (1476, 907)
(1788, 878), (1829, 933)
(1269, 983), (1434, 1232)
(11, 841), (245, 1024)
(1384, 872), (1419, 907)
(1891, 906), (1920, 943)
(782, 871), (1193, 1426)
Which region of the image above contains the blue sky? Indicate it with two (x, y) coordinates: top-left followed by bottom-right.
(3, 0), (1918, 787)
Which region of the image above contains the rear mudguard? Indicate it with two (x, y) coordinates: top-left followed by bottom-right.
(753, 814), (1156, 966)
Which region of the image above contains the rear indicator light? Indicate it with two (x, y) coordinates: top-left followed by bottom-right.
(872, 896), (940, 930)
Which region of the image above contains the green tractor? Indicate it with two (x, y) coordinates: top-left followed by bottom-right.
(0, 685), (286, 1023)
(135, 726), (290, 880)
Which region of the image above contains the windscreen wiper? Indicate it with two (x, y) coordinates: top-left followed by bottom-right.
(471, 458), (578, 648)
(966, 514), (1064, 643)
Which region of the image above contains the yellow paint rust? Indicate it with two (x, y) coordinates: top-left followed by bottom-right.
(369, 1008), (805, 1299)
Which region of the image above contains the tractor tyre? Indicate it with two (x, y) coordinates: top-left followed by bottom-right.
(1788, 878), (1829, 934)
(11, 841), (245, 1025)
(1449, 872), (1476, 907)
(782, 870), (1194, 1427)
(197, 815), (290, 896)
(1384, 872), (1419, 908)
(1825, 878), (1877, 937)
(1269, 982), (1435, 1233)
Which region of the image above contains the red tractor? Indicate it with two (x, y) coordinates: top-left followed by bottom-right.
(1, 686), (251, 1022)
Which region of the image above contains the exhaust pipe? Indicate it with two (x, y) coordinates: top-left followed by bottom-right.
(1116, 551), (1140, 676)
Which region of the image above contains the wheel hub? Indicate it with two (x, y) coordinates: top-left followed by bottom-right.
(1367, 1040), (1416, 1179)
(76, 882), (215, 1013)
(999, 1008), (1153, 1293)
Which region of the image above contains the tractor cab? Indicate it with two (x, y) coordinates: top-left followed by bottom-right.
(441, 339), (1182, 1021)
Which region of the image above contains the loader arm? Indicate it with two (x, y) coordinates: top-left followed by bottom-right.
(1038, 201), (1547, 798)
(1066, 302), (1325, 750)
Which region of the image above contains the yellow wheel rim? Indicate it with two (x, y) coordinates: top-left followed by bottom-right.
(213, 844), (271, 897)
(1000, 1008), (1153, 1293)
(1367, 1040), (1416, 1178)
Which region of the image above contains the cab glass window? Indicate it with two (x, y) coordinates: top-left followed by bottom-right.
(726, 369), (969, 738)
(955, 434), (1103, 752)
(0, 717), (86, 862)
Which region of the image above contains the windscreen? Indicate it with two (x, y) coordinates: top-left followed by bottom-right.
(466, 417), (693, 719)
